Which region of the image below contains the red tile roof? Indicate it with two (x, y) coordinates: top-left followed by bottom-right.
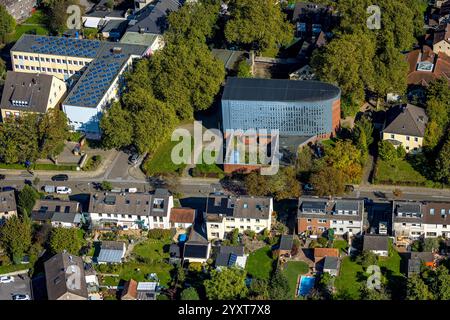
(314, 248), (339, 258)
(170, 208), (195, 223)
(406, 46), (450, 86)
(121, 279), (138, 300)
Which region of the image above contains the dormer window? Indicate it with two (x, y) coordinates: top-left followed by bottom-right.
(243, 203), (248, 209)
(153, 198), (164, 209)
(430, 208), (435, 215)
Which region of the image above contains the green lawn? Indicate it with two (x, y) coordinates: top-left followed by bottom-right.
(143, 139), (187, 176)
(6, 10), (50, 43)
(0, 263), (31, 275)
(334, 257), (364, 299)
(374, 159), (429, 186)
(245, 246), (277, 280)
(281, 261), (309, 299)
(119, 239), (174, 286)
(192, 162), (224, 178)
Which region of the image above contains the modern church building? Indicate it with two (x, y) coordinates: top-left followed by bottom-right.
(221, 77), (341, 139)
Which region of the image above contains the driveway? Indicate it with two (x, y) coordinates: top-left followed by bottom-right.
(0, 273), (32, 300)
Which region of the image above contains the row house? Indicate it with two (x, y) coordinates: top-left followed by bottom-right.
(31, 199), (82, 228)
(297, 197), (364, 236)
(393, 201), (450, 239)
(88, 189), (173, 230)
(205, 194), (273, 241)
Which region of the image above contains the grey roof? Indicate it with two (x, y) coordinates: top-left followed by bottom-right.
(44, 253), (88, 300)
(383, 104), (428, 137)
(0, 190), (17, 212)
(395, 202), (422, 214)
(11, 35), (147, 109)
(101, 19), (128, 35)
(301, 201), (327, 212)
(88, 192), (171, 217)
(335, 200), (360, 212)
(31, 199), (81, 223)
(279, 235), (294, 251)
(323, 256), (339, 270)
(85, 0), (130, 18)
(211, 49), (250, 71)
(205, 194), (272, 221)
(222, 77), (341, 102)
(363, 235), (389, 252)
(298, 197), (364, 220)
(407, 252), (434, 275)
(51, 212), (81, 224)
(0, 71), (56, 113)
(126, 0), (181, 35)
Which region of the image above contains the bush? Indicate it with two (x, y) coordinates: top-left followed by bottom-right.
(83, 155), (102, 171)
(244, 230), (256, 239)
(100, 181), (112, 191)
(188, 262), (203, 273)
(148, 229), (172, 240)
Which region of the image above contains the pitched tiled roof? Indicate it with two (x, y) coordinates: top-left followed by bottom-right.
(363, 235), (389, 251)
(383, 104), (428, 137)
(170, 208), (195, 224)
(406, 46), (450, 86)
(0, 190), (17, 212)
(314, 248), (339, 258)
(121, 279), (138, 300)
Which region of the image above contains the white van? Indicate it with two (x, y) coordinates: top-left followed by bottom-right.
(56, 186), (72, 195)
(126, 188), (138, 193)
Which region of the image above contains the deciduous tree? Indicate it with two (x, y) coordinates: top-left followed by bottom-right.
(0, 216), (32, 264)
(204, 267), (248, 300)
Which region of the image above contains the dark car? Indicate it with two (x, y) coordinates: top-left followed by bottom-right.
(1, 186), (15, 192)
(51, 174), (69, 182)
(0, 174), (5, 180)
(129, 153), (139, 165)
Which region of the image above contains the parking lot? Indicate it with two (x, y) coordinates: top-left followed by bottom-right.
(0, 273), (32, 300)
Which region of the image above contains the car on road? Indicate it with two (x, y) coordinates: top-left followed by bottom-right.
(1, 186), (15, 192)
(56, 186), (72, 195)
(43, 185), (56, 193)
(0, 174), (5, 180)
(51, 174), (69, 182)
(128, 153), (140, 165)
(0, 276), (14, 284)
(12, 294), (30, 300)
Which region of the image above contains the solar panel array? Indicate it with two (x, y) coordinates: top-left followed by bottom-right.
(30, 36), (102, 58)
(65, 53), (123, 108)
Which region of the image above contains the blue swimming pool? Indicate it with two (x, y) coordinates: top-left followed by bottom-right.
(298, 276), (315, 296)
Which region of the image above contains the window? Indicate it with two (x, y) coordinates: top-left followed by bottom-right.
(159, 217), (163, 222)
(391, 134), (395, 139)
(256, 219), (260, 223)
(246, 218), (251, 222)
(128, 215), (132, 218)
(98, 213), (102, 217)
(307, 218), (312, 222)
(240, 218), (244, 222)
(153, 217), (157, 222)
(406, 136), (410, 141)
(430, 208), (435, 215)
(414, 137), (418, 142)
(441, 209), (446, 216)
(240, 226), (244, 229)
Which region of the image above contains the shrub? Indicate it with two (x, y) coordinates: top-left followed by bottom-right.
(148, 229), (172, 240)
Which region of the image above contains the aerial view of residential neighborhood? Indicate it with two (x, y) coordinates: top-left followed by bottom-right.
(0, 0), (449, 305)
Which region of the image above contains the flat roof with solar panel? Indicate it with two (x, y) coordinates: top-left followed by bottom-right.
(11, 35), (147, 109)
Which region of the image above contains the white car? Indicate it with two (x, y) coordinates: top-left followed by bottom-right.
(0, 276), (14, 283)
(56, 186), (72, 195)
(12, 294), (30, 300)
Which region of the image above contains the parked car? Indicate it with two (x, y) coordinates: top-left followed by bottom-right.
(51, 174), (69, 182)
(56, 186), (72, 195)
(0, 174), (5, 180)
(129, 153), (139, 165)
(126, 188), (138, 193)
(0, 276), (14, 284)
(12, 294), (30, 300)
(1, 186), (15, 192)
(43, 185), (56, 193)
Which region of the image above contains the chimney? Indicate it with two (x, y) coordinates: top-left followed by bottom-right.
(112, 47), (122, 54)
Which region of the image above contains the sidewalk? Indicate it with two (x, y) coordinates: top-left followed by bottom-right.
(356, 184), (450, 196)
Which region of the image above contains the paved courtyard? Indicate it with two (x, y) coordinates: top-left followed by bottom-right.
(0, 273), (32, 300)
